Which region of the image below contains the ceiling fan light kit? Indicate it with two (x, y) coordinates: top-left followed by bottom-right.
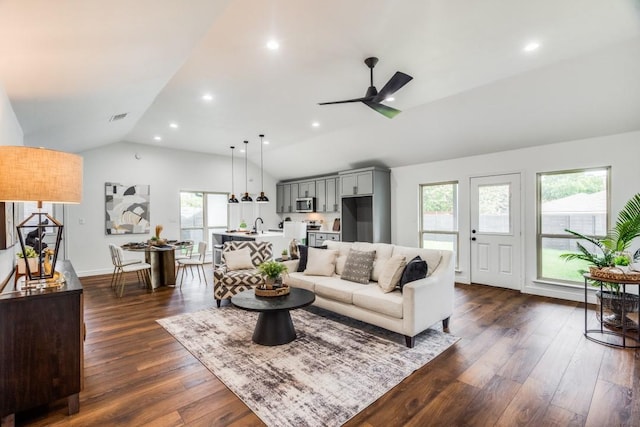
(256, 134), (269, 203)
(318, 57), (413, 119)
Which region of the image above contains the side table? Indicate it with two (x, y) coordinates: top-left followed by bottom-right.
(584, 273), (640, 348)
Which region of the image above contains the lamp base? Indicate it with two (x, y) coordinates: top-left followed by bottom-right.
(20, 273), (66, 291)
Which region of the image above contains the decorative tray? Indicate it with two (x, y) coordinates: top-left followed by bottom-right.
(590, 266), (640, 282)
(255, 284), (290, 297)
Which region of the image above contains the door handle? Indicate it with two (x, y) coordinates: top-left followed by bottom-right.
(471, 237), (476, 241)
(472, 229), (476, 234)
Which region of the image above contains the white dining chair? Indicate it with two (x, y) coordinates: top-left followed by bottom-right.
(177, 241), (208, 288)
(109, 244), (152, 297)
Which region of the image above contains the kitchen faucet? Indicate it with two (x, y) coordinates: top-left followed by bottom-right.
(253, 217), (264, 234)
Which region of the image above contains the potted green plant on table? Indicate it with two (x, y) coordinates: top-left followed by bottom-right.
(281, 249), (289, 261)
(257, 260), (288, 289)
(17, 246), (39, 274)
(561, 193), (640, 328)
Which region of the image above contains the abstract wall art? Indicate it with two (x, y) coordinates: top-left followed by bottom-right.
(105, 183), (150, 235)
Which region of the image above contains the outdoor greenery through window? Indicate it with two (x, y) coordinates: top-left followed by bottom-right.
(537, 167), (609, 283)
(420, 182), (458, 268)
(180, 191), (228, 252)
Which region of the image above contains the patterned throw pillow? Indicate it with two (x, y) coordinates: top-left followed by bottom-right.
(341, 249), (376, 284)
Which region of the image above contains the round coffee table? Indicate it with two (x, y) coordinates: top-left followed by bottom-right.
(231, 287), (315, 346)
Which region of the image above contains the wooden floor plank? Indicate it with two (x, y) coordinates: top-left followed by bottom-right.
(14, 273), (640, 427)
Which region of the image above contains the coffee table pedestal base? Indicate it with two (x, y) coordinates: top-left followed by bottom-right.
(253, 311), (296, 346)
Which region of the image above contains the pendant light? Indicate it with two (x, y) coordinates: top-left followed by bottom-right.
(256, 134), (269, 203)
(228, 146), (239, 203)
(241, 140), (253, 203)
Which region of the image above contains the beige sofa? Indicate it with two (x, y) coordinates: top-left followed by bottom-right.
(282, 241), (455, 347)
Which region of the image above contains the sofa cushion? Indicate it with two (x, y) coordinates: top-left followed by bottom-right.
(352, 286), (404, 319)
(314, 279), (367, 304)
(324, 241), (353, 275)
(304, 248), (338, 276)
(378, 254), (407, 293)
(284, 271), (316, 292)
(352, 242), (394, 281)
(341, 249), (376, 284)
(224, 247), (254, 271)
(399, 256), (428, 289)
(392, 246), (442, 276)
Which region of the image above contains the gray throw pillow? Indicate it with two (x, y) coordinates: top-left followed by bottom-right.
(341, 249), (376, 284)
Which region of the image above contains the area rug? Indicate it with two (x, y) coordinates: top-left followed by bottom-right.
(157, 306), (458, 427)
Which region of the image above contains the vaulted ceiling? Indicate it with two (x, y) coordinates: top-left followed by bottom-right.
(1, 0), (639, 180)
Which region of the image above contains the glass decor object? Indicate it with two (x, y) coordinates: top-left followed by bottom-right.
(0, 146), (83, 287)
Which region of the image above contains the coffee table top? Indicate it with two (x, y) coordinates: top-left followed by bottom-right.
(231, 287), (315, 313)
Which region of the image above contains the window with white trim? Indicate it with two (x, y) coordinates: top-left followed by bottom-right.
(179, 191), (228, 251)
(420, 182), (459, 268)
(537, 167), (610, 283)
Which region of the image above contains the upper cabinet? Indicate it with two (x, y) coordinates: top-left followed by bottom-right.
(340, 170), (374, 196)
(277, 183), (294, 213)
(315, 176), (339, 213)
(298, 181), (315, 198)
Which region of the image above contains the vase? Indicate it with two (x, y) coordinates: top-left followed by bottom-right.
(264, 276), (276, 290)
(17, 258), (39, 274)
(595, 290), (640, 330)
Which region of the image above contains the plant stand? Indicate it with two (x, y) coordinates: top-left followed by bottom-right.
(584, 273), (640, 348)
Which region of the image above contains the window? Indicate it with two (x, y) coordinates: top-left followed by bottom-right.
(420, 182), (458, 267)
(537, 167), (609, 283)
(180, 191), (228, 251)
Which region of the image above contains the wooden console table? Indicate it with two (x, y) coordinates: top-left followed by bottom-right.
(0, 260), (84, 426)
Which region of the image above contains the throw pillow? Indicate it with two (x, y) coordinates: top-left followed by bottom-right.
(296, 245), (309, 272)
(378, 254), (407, 293)
(341, 249), (376, 284)
(224, 247), (254, 270)
(399, 255), (428, 290)
(304, 248), (338, 276)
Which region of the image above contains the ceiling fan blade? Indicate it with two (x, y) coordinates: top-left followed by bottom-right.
(363, 101), (401, 119)
(318, 96), (370, 105)
(372, 71), (413, 103)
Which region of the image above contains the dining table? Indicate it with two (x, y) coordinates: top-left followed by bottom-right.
(121, 241), (192, 289)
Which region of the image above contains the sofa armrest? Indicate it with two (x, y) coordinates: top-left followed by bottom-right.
(213, 265), (229, 282)
(281, 259), (299, 274)
(401, 250), (455, 336)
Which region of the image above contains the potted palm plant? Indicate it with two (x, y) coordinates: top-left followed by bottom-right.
(561, 193), (640, 328)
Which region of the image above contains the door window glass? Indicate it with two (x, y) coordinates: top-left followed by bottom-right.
(478, 184), (510, 234)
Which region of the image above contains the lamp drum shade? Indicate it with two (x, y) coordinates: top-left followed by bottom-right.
(0, 146), (83, 203)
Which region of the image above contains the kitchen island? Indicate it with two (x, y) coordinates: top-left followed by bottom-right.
(212, 230), (289, 259)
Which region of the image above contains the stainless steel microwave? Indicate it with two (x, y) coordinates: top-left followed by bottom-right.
(295, 197), (316, 213)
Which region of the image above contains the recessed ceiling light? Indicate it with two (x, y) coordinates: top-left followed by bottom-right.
(523, 41), (541, 52)
(153, 135), (162, 141)
(169, 122), (178, 129)
(312, 122), (320, 128)
(263, 140), (270, 145)
(385, 97), (395, 102)
(240, 149), (246, 153)
(201, 93), (213, 102)
(266, 40), (279, 50)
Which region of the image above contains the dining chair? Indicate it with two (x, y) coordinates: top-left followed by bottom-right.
(109, 244), (152, 297)
(177, 241), (208, 288)
(174, 241), (194, 277)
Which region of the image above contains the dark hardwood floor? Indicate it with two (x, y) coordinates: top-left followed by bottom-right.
(17, 265), (640, 426)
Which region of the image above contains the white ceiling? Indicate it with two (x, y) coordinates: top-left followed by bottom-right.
(1, 0), (640, 180)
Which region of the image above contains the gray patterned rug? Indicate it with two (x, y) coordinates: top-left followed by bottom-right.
(157, 306), (458, 427)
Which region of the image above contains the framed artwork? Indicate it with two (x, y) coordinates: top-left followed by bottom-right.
(105, 183), (150, 235)
(0, 202), (16, 249)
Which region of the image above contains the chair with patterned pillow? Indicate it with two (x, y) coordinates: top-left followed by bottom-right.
(213, 240), (273, 307)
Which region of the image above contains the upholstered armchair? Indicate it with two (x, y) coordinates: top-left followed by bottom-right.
(213, 241), (273, 307)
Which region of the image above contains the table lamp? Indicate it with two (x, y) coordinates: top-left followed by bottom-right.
(283, 221), (307, 259)
(0, 146), (83, 286)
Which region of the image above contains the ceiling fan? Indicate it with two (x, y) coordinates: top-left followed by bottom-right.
(318, 57), (413, 119)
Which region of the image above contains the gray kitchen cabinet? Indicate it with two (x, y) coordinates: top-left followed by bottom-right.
(282, 183), (292, 213)
(339, 167), (390, 243)
(307, 231), (340, 247)
(341, 170), (373, 196)
(314, 176), (339, 213)
(290, 183), (299, 208)
(276, 184), (285, 213)
(299, 181), (315, 198)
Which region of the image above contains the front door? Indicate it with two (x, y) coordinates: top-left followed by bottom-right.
(470, 173), (521, 289)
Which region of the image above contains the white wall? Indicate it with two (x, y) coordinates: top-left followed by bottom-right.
(67, 141), (279, 276)
(0, 83), (24, 285)
(391, 130), (639, 302)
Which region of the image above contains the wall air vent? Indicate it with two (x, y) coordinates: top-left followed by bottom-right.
(109, 113), (128, 122)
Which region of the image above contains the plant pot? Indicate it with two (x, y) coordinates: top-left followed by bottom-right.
(17, 258), (39, 274)
(595, 290), (640, 330)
